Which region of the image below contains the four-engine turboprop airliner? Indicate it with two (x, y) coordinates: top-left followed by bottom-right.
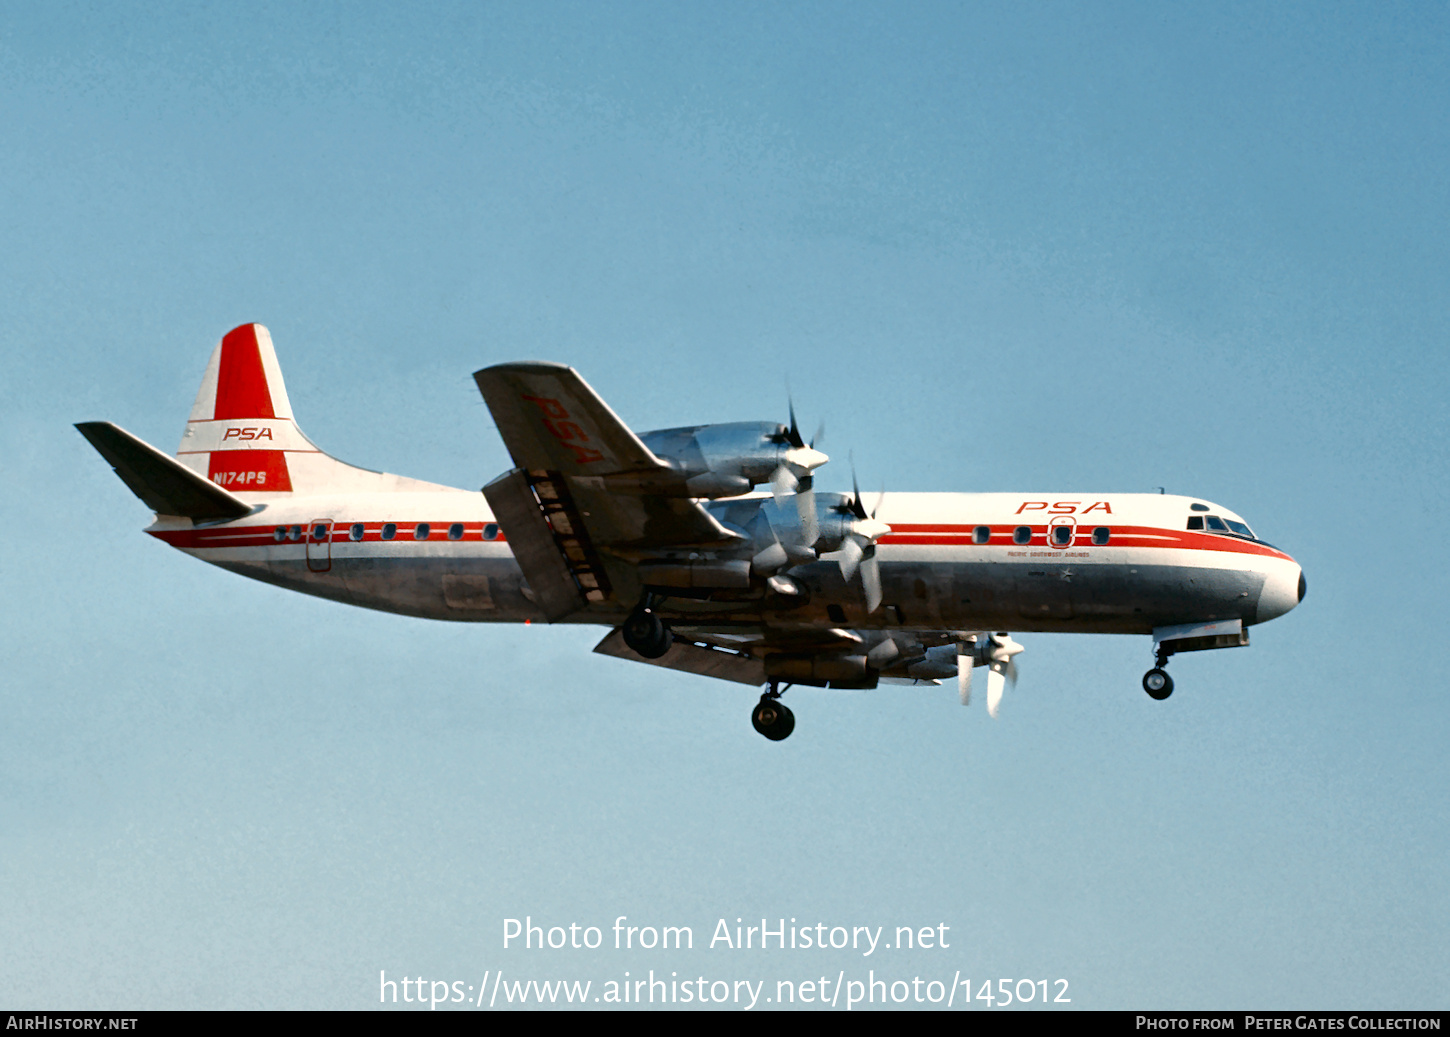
(78, 324), (1304, 740)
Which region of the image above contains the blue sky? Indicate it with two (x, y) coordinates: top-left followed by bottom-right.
(2, 1), (1446, 1009)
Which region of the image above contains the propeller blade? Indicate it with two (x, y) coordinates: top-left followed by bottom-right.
(860, 548), (882, 613)
(786, 398), (805, 448)
(837, 534), (864, 579)
(849, 465), (867, 520)
(795, 475), (818, 547)
(751, 539), (789, 576)
(770, 463), (798, 508)
(986, 664), (1007, 718)
(983, 633), (1023, 718)
(810, 420), (825, 451)
(957, 642), (974, 706)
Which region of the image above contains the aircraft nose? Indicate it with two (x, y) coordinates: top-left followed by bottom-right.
(1256, 557), (1304, 624)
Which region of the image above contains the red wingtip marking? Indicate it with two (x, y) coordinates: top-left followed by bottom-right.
(214, 324), (276, 420)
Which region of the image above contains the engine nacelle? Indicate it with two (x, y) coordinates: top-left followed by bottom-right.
(746, 492), (872, 553)
(764, 653), (868, 683)
(639, 422), (824, 499)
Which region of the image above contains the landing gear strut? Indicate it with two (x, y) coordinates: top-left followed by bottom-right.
(752, 682), (795, 741)
(1142, 644), (1174, 700)
(622, 599), (673, 659)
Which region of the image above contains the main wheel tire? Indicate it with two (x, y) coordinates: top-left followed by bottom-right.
(645, 623), (673, 659)
(623, 609), (669, 658)
(1143, 667), (1174, 700)
(752, 699), (796, 741)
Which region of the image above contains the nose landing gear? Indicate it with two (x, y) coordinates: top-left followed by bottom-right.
(752, 682), (795, 741)
(1142, 667), (1174, 699)
(1142, 644), (1174, 700)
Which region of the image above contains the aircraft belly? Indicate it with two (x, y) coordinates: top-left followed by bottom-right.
(337, 555), (540, 621)
(200, 549), (541, 622)
(927, 560), (1265, 634)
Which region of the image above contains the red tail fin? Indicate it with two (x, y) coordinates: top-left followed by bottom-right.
(174, 323), (451, 498)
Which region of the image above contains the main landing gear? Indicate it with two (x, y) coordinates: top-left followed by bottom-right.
(752, 682), (795, 741)
(622, 601), (673, 659)
(1142, 645), (1174, 700)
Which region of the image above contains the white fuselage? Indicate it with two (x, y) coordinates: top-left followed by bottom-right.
(148, 489), (1303, 638)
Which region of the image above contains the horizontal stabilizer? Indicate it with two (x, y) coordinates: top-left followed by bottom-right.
(76, 422), (252, 522)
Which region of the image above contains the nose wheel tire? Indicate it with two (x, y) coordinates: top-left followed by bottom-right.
(752, 697), (796, 741)
(622, 608), (673, 659)
(1143, 667), (1174, 700)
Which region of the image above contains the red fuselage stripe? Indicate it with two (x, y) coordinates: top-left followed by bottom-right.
(148, 521), (1289, 560)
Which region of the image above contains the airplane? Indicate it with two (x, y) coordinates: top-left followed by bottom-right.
(77, 323), (1305, 741)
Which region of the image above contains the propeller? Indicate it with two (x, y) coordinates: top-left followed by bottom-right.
(834, 467), (890, 613)
(956, 632), (1024, 716)
(957, 635), (978, 706)
(770, 399), (828, 547)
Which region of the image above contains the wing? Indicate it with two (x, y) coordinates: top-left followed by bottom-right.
(590, 625), (866, 686)
(475, 363), (743, 620)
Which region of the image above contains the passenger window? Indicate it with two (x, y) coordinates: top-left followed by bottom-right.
(1092, 527), (1110, 545)
(349, 523), (364, 542)
(381, 523), (397, 541)
(312, 524), (328, 541)
(483, 523), (499, 541)
(415, 523), (431, 540)
(973, 526), (990, 544)
(1013, 526), (1031, 545)
(1051, 525), (1073, 546)
(448, 523), (464, 541)
(1186, 516), (1204, 530)
(1206, 516), (1228, 532)
(288, 525), (302, 541)
(273, 526), (286, 542)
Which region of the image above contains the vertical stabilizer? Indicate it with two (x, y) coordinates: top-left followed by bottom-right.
(178, 324), (302, 492)
(175, 324), (445, 497)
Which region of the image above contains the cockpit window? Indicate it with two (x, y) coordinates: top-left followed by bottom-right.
(1196, 514), (1261, 541)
